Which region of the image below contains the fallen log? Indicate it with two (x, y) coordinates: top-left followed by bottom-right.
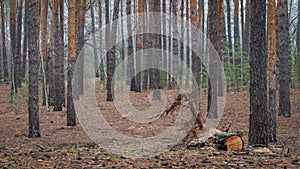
(216, 133), (244, 151)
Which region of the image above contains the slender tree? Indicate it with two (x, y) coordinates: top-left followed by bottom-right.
(1, 0), (8, 81)
(48, 7), (55, 106)
(296, 0), (300, 86)
(297, 0), (300, 54)
(135, 0), (143, 92)
(267, 0), (277, 142)
(10, 0), (17, 92)
(126, 0), (136, 90)
(41, 0), (49, 106)
(185, 0), (190, 89)
(217, 0), (225, 96)
(21, 0), (27, 79)
(240, 0), (244, 51)
(98, 0), (105, 81)
(226, 0), (233, 57)
(233, 0), (240, 52)
(106, 0), (120, 101)
(190, 0), (201, 106)
(52, 0), (63, 111)
(233, 0), (241, 90)
(170, 0), (179, 90)
(142, 0), (149, 90)
(277, 0), (291, 117)
(207, 0), (218, 119)
(15, 0), (22, 87)
(67, 0), (77, 126)
(59, 0), (65, 106)
(248, 0), (268, 146)
(162, 0), (168, 87)
(27, 0), (40, 138)
(152, 0), (161, 101)
(77, 0), (86, 96)
(90, 0), (99, 77)
(243, 0), (251, 56)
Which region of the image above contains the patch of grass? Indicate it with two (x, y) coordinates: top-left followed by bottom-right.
(169, 147), (177, 151)
(7, 157), (17, 161)
(22, 76), (29, 84)
(124, 147), (133, 152)
(110, 157), (118, 162)
(100, 155), (109, 159)
(69, 149), (78, 155)
(6, 104), (16, 112)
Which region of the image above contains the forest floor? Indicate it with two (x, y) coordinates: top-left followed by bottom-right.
(0, 83), (300, 168)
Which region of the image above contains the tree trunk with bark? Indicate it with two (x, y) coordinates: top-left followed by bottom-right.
(267, 0), (277, 142)
(98, 0), (105, 81)
(41, 0), (49, 106)
(248, 0), (268, 146)
(52, 0), (63, 111)
(1, 1), (8, 81)
(90, 0), (99, 77)
(277, 0), (291, 118)
(27, 0), (41, 138)
(207, 0), (218, 119)
(15, 0), (22, 88)
(243, 0), (251, 57)
(67, 0), (77, 126)
(226, 0), (233, 57)
(152, 0), (161, 101)
(106, 0), (120, 101)
(21, 0), (28, 79)
(10, 0), (17, 92)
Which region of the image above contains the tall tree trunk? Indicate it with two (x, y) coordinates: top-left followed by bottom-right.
(190, 0), (201, 106)
(240, 0), (244, 53)
(185, 0), (190, 89)
(142, 0), (149, 90)
(126, 0), (135, 89)
(67, 0), (77, 126)
(27, 0), (41, 138)
(179, 0), (185, 86)
(296, 0), (300, 87)
(135, 0), (143, 92)
(162, 0), (168, 88)
(152, 0), (161, 101)
(226, 0), (233, 57)
(10, 0), (17, 92)
(233, 0), (240, 51)
(148, 0), (155, 90)
(267, 0), (277, 142)
(297, 0), (300, 54)
(233, 0), (241, 90)
(21, 0), (28, 79)
(90, 0), (99, 77)
(217, 0), (225, 96)
(277, 0), (291, 117)
(171, 0), (179, 90)
(53, 0), (63, 111)
(248, 0), (268, 146)
(15, 0), (22, 87)
(59, 0), (65, 107)
(48, 6), (55, 106)
(106, 0), (120, 101)
(243, 0), (251, 57)
(76, 0), (86, 97)
(1, 0), (8, 81)
(41, 0), (49, 107)
(167, 0), (172, 89)
(207, 0), (218, 119)
(98, 0), (105, 81)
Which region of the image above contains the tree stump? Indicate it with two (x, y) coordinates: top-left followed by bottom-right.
(216, 133), (244, 151)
